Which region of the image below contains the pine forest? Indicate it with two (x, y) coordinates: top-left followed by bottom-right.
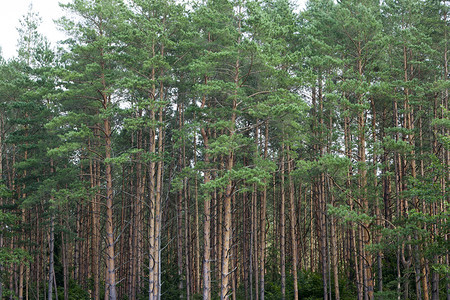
(0, 0), (448, 299)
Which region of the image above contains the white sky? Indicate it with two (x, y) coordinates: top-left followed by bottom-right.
(0, 0), (306, 60)
(0, 0), (69, 60)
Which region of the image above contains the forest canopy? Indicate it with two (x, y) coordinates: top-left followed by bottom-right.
(0, 0), (448, 299)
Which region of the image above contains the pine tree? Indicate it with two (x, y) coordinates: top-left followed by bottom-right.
(55, 1), (124, 298)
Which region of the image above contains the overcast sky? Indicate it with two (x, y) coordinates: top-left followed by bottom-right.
(1, 0), (306, 60)
(0, 0), (69, 59)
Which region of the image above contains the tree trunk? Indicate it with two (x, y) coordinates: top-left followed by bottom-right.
(148, 118), (157, 300)
(280, 146), (286, 300)
(220, 127), (235, 300)
(329, 183), (340, 300)
(287, 147), (299, 300)
(220, 12), (241, 295)
(177, 148), (184, 296)
(62, 231), (69, 300)
(153, 81), (165, 300)
(201, 80), (212, 299)
(252, 182), (259, 300)
(47, 216), (54, 300)
(89, 136), (101, 300)
(185, 178), (191, 300)
(259, 122), (269, 300)
(193, 130), (201, 295)
(104, 115), (117, 300)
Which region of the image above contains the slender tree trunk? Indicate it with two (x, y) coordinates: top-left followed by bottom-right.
(371, 97), (383, 295)
(201, 74), (212, 299)
(185, 177), (191, 300)
(259, 122), (268, 300)
(310, 184), (315, 273)
(74, 199), (80, 283)
(148, 120), (157, 300)
(252, 181), (259, 300)
(104, 115), (117, 300)
(193, 129), (201, 295)
(280, 146), (286, 300)
(441, 11), (449, 300)
(357, 49), (373, 300)
(47, 216), (54, 300)
(89, 136), (101, 300)
(92, 19), (118, 298)
(137, 128), (144, 297)
(153, 79), (165, 300)
(181, 106), (191, 300)
(148, 37), (158, 300)
(220, 123), (235, 300)
(217, 179), (223, 295)
(62, 231), (68, 300)
(177, 106), (184, 296)
(202, 161), (212, 300)
(343, 98), (362, 299)
(431, 259), (440, 300)
(19, 134), (28, 300)
(231, 194), (237, 300)
(317, 76), (328, 300)
(329, 183), (340, 300)
(287, 147), (299, 300)
(319, 173), (328, 300)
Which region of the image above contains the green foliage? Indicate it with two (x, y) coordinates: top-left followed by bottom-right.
(56, 279), (91, 300)
(328, 204), (373, 225)
(254, 270), (356, 300)
(382, 136), (414, 154)
(0, 247), (30, 266)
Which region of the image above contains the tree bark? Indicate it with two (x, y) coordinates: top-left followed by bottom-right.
(287, 147), (299, 300)
(201, 80), (212, 299)
(280, 146), (286, 300)
(259, 121), (269, 300)
(47, 216), (54, 300)
(104, 115), (117, 300)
